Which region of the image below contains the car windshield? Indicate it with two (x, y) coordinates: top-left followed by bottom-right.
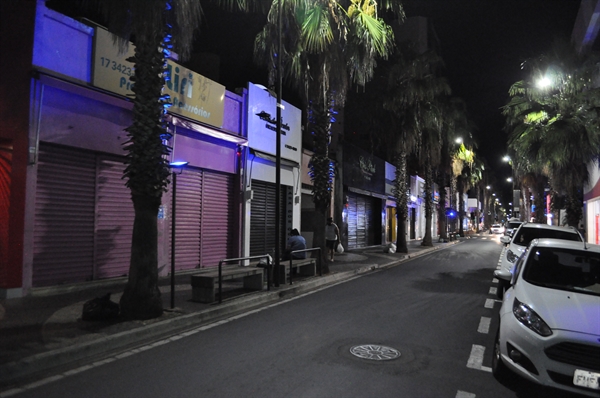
(512, 227), (581, 247)
(506, 222), (521, 230)
(522, 247), (600, 296)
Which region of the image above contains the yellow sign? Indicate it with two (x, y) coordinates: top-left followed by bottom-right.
(92, 27), (225, 128)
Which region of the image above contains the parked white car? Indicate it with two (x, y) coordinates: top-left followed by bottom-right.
(504, 218), (523, 237)
(496, 223), (583, 298)
(491, 223), (505, 234)
(493, 238), (600, 397)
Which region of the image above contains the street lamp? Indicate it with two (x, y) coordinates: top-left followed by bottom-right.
(169, 161), (188, 309)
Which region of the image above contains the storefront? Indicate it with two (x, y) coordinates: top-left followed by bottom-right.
(243, 83), (302, 258)
(20, 8), (246, 289)
(342, 144), (385, 249)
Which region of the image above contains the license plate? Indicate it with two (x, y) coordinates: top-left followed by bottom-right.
(573, 369), (600, 390)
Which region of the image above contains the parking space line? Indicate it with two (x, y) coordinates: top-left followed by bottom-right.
(467, 344), (492, 373)
(477, 317), (491, 334)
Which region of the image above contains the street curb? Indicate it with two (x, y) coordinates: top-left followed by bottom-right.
(0, 241), (459, 388)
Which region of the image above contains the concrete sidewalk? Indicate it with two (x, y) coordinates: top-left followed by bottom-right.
(0, 237), (464, 390)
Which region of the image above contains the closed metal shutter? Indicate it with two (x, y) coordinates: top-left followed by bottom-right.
(200, 172), (233, 267)
(33, 144), (96, 286)
(249, 180), (285, 257)
(172, 170), (203, 270)
(171, 168), (233, 270)
(95, 156), (134, 278)
(347, 192), (374, 249)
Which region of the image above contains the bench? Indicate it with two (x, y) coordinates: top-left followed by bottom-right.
(191, 265), (265, 303)
(279, 258), (317, 284)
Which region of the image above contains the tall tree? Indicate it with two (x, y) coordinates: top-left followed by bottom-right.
(86, 0), (202, 319)
(255, 0), (402, 268)
(384, 46), (449, 250)
(503, 40), (600, 226)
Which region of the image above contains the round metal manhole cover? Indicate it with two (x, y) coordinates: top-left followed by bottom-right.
(350, 345), (401, 361)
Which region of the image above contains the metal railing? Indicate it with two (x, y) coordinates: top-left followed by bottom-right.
(288, 248), (321, 285)
(217, 254), (272, 304)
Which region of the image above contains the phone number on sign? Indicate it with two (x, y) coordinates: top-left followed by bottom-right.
(100, 57), (133, 76)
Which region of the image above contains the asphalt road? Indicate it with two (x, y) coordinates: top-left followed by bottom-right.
(7, 236), (584, 398)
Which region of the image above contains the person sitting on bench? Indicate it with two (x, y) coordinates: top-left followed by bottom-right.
(283, 228), (307, 260)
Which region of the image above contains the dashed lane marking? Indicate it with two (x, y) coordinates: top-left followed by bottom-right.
(456, 391), (476, 398)
(492, 278), (498, 283)
(467, 344), (492, 373)
(484, 298), (495, 309)
(477, 317), (491, 334)
(489, 287), (497, 295)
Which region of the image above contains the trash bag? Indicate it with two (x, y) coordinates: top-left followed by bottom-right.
(82, 293), (120, 321)
(336, 243), (344, 254)
(257, 254), (273, 267)
(386, 243), (396, 253)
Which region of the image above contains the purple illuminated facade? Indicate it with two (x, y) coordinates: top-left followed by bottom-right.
(0, 1), (248, 296)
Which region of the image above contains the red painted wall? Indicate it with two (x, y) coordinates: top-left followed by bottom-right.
(0, 1), (36, 290)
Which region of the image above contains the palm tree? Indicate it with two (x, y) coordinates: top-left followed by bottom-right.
(503, 40), (600, 227)
(383, 46), (450, 249)
(435, 97), (472, 240)
(254, 0), (402, 269)
(87, 0), (203, 319)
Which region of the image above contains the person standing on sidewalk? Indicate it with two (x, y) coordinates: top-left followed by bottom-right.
(325, 217), (340, 261)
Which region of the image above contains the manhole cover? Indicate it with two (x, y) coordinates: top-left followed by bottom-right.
(350, 345), (401, 361)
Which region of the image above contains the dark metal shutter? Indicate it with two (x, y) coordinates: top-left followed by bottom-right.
(347, 192), (372, 249)
(249, 180), (285, 257)
(173, 169), (203, 270)
(33, 144), (96, 286)
(95, 156), (134, 278)
(199, 172), (233, 268)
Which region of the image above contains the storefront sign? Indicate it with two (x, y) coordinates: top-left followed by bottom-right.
(343, 144), (385, 194)
(92, 27), (225, 128)
(246, 83), (301, 164)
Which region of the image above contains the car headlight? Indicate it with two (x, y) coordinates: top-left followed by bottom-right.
(506, 249), (519, 263)
(513, 297), (552, 336)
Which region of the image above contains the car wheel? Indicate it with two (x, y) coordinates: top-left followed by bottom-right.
(492, 327), (508, 379)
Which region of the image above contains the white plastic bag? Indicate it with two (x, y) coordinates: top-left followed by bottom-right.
(336, 243), (344, 254)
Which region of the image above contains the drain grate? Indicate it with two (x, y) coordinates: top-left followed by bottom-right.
(350, 345), (401, 361)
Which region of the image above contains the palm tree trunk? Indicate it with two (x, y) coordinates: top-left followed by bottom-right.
(120, 194), (163, 319)
(394, 149), (408, 253)
(422, 162), (434, 246)
(458, 178), (465, 237)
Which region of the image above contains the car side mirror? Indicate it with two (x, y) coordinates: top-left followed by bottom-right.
(494, 269), (512, 282)
(500, 236), (510, 245)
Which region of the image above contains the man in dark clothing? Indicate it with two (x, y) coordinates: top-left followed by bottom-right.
(283, 228), (307, 260)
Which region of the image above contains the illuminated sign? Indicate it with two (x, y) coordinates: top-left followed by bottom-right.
(92, 27), (225, 128)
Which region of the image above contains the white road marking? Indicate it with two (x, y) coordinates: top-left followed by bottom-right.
(489, 287), (497, 295)
(467, 344), (492, 373)
(456, 391), (476, 398)
(492, 278), (498, 283)
(477, 317), (491, 334)
(484, 298), (495, 309)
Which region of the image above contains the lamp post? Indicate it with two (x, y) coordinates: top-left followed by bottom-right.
(169, 161), (188, 309)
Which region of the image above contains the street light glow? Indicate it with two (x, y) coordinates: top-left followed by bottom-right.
(507, 177), (513, 182)
(455, 137), (463, 144)
(537, 76), (552, 89)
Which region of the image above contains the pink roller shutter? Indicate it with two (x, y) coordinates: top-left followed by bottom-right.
(95, 156), (134, 278)
(33, 144), (96, 286)
(199, 172), (233, 268)
(172, 169), (202, 270)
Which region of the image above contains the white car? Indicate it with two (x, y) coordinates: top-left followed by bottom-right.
(496, 223), (583, 298)
(491, 223), (505, 234)
(504, 218), (523, 237)
(493, 239), (600, 397)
